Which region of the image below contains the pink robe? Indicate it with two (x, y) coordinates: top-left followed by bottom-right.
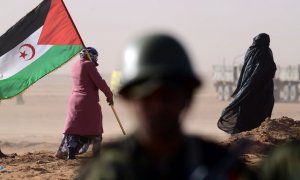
(63, 59), (113, 136)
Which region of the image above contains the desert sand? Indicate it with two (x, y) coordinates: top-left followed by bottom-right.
(1, 74), (300, 179)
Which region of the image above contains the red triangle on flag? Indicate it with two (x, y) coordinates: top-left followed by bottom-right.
(38, 0), (82, 45)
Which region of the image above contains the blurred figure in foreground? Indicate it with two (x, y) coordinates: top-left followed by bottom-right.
(55, 47), (114, 160)
(218, 33), (277, 134)
(260, 140), (300, 180)
(78, 34), (256, 179)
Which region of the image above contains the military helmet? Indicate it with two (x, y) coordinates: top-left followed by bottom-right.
(118, 34), (201, 98)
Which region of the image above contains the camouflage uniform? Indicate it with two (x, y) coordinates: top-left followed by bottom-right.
(260, 140), (300, 180)
(78, 134), (256, 180)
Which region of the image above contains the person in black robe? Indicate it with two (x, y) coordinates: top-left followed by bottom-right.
(218, 33), (277, 134)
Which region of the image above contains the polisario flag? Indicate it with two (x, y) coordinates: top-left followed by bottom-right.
(0, 0), (83, 99)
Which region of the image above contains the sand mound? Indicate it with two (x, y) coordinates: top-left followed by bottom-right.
(1, 117), (300, 179)
(0, 151), (91, 180)
(222, 116), (300, 165)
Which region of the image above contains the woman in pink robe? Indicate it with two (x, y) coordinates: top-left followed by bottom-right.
(56, 47), (113, 160)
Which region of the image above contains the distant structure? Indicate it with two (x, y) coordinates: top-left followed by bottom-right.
(0, 94), (25, 105)
(16, 94), (25, 105)
(212, 63), (300, 102)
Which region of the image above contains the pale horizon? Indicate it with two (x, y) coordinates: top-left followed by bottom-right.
(1, 0), (300, 76)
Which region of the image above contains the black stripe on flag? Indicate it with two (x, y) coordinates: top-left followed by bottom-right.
(0, 0), (51, 57)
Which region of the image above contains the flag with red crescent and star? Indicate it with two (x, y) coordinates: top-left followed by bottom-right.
(0, 0), (83, 99)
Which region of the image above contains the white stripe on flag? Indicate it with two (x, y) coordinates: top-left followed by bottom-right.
(0, 27), (52, 80)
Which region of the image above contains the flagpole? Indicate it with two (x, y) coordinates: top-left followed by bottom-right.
(111, 106), (126, 135)
(61, 0), (85, 47)
(61, 0), (126, 135)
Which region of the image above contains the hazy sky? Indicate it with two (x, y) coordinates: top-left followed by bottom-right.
(1, 0), (300, 76)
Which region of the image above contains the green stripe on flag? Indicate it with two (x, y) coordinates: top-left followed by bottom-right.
(0, 45), (82, 99)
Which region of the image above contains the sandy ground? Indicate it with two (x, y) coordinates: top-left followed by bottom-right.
(0, 74), (299, 179)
